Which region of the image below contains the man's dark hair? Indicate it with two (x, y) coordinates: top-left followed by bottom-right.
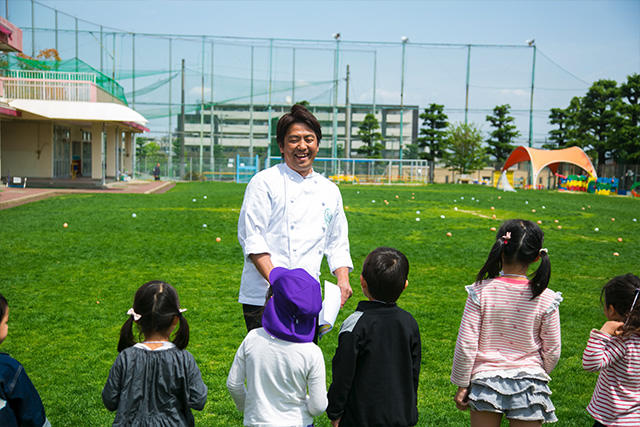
(276, 104), (322, 146)
(362, 247), (409, 303)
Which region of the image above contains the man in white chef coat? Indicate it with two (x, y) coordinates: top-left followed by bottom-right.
(237, 104), (353, 331)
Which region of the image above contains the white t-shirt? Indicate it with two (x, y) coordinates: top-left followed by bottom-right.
(226, 328), (327, 427)
(237, 162), (353, 305)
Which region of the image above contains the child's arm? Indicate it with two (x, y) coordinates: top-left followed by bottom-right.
(6, 361), (49, 427)
(326, 327), (359, 422)
(102, 356), (123, 412)
(450, 288), (481, 387)
(411, 323), (421, 394)
(454, 387), (470, 411)
(186, 353), (208, 411)
(226, 343), (247, 412)
(539, 302), (562, 374)
(305, 346), (328, 416)
(582, 325), (626, 372)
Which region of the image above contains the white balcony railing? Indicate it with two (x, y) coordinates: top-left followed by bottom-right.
(0, 69), (98, 102)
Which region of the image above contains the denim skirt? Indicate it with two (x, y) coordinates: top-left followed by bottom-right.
(468, 376), (557, 423)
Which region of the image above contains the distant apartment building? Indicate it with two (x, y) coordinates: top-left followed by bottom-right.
(180, 103), (420, 157)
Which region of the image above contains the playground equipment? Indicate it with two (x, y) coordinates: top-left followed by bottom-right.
(632, 181), (640, 197)
(501, 146), (597, 190)
(593, 177), (619, 195)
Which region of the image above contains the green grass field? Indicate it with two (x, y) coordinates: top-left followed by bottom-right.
(0, 182), (638, 426)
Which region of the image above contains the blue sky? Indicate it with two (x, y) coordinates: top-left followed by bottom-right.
(7, 0), (640, 143)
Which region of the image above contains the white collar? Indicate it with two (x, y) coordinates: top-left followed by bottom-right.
(134, 341), (176, 351)
(281, 162), (316, 181)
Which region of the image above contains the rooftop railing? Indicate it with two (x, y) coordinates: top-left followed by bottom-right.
(0, 69), (126, 104)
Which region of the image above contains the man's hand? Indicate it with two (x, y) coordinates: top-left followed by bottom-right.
(454, 387), (469, 411)
(334, 267), (352, 307)
(330, 418), (341, 427)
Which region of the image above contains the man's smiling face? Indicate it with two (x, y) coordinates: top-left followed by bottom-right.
(279, 122), (319, 177)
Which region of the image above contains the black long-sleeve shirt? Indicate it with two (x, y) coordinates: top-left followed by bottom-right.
(327, 300), (421, 427)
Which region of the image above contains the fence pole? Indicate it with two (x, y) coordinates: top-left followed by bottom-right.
(292, 47), (296, 103)
(249, 45), (254, 158)
(464, 45), (471, 125)
(210, 41), (215, 176)
(168, 38), (172, 178)
(266, 39), (273, 161)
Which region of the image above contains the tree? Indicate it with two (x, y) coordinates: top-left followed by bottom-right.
(402, 143), (421, 159)
(442, 122), (488, 174)
(619, 73), (640, 162)
(136, 137), (166, 169)
(416, 103), (449, 182)
(576, 79), (623, 174)
(485, 104), (520, 168)
(356, 113), (385, 158)
(544, 107), (571, 149)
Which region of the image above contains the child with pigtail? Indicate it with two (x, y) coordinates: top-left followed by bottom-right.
(583, 273), (640, 427)
(102, 280), (207, 426)
(451, 219), (562, 426)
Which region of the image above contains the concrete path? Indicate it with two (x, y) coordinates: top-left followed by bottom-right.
(0, 180), (175, 210)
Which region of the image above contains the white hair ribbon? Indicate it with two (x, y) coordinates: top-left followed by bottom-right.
(539, 248), (548, 255)
(179, 308), (187, 314)
(126, 308), (141, 321)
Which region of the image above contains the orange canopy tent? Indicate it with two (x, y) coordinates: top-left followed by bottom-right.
(501, 146), (597, 189)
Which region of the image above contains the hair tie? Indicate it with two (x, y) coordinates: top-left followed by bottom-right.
(178, 308), (187, 315)
(126, 308), (141, 321)
(539, 248), (548, 255)
(501, 231), (512, 244)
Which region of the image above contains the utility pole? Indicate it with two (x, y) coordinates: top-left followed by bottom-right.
(179, 59), (185, 179)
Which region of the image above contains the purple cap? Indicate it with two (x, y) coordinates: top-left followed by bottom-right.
(262, 267), (322, 343)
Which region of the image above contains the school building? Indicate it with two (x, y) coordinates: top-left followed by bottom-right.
(0, 18), (148, 188)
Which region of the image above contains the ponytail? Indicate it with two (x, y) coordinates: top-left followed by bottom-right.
(530, 249), (551, 299)
(476, 239), (505, 284)
(172, 313), (190, 350)
(117, 316), (136, 352)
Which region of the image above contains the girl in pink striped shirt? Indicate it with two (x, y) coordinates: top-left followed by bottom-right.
(582, 273), (640, 427)
(452, 219), (562, 426)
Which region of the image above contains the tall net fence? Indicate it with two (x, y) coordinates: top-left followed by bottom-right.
(6, 0), (594, 181)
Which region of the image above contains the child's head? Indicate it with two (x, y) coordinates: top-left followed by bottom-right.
(476, 219), (550, 298)
(117, 281), (189, 352)
(263, 267), (322, 343)
(0, 294), (8, 345)
(601, 273), (640, 337)
(361, 247), (409, 303)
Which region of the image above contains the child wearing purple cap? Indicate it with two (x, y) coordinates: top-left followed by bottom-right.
(227, 267), (328, 427)
(327, 247), (421, 427)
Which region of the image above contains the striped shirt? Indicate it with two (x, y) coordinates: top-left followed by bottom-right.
(583, 329), (640, 426)
(451, 277), (562, 387)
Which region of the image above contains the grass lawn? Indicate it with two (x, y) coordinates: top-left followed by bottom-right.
(0, 182), (638, 426)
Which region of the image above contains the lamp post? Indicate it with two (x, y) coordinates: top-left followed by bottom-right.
(527, 38), (536, 188)
(332, 32), (341, 173)
(399, 36), (408, 175)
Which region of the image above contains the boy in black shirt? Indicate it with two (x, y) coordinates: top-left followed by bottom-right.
(327, 247), (421, 427)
